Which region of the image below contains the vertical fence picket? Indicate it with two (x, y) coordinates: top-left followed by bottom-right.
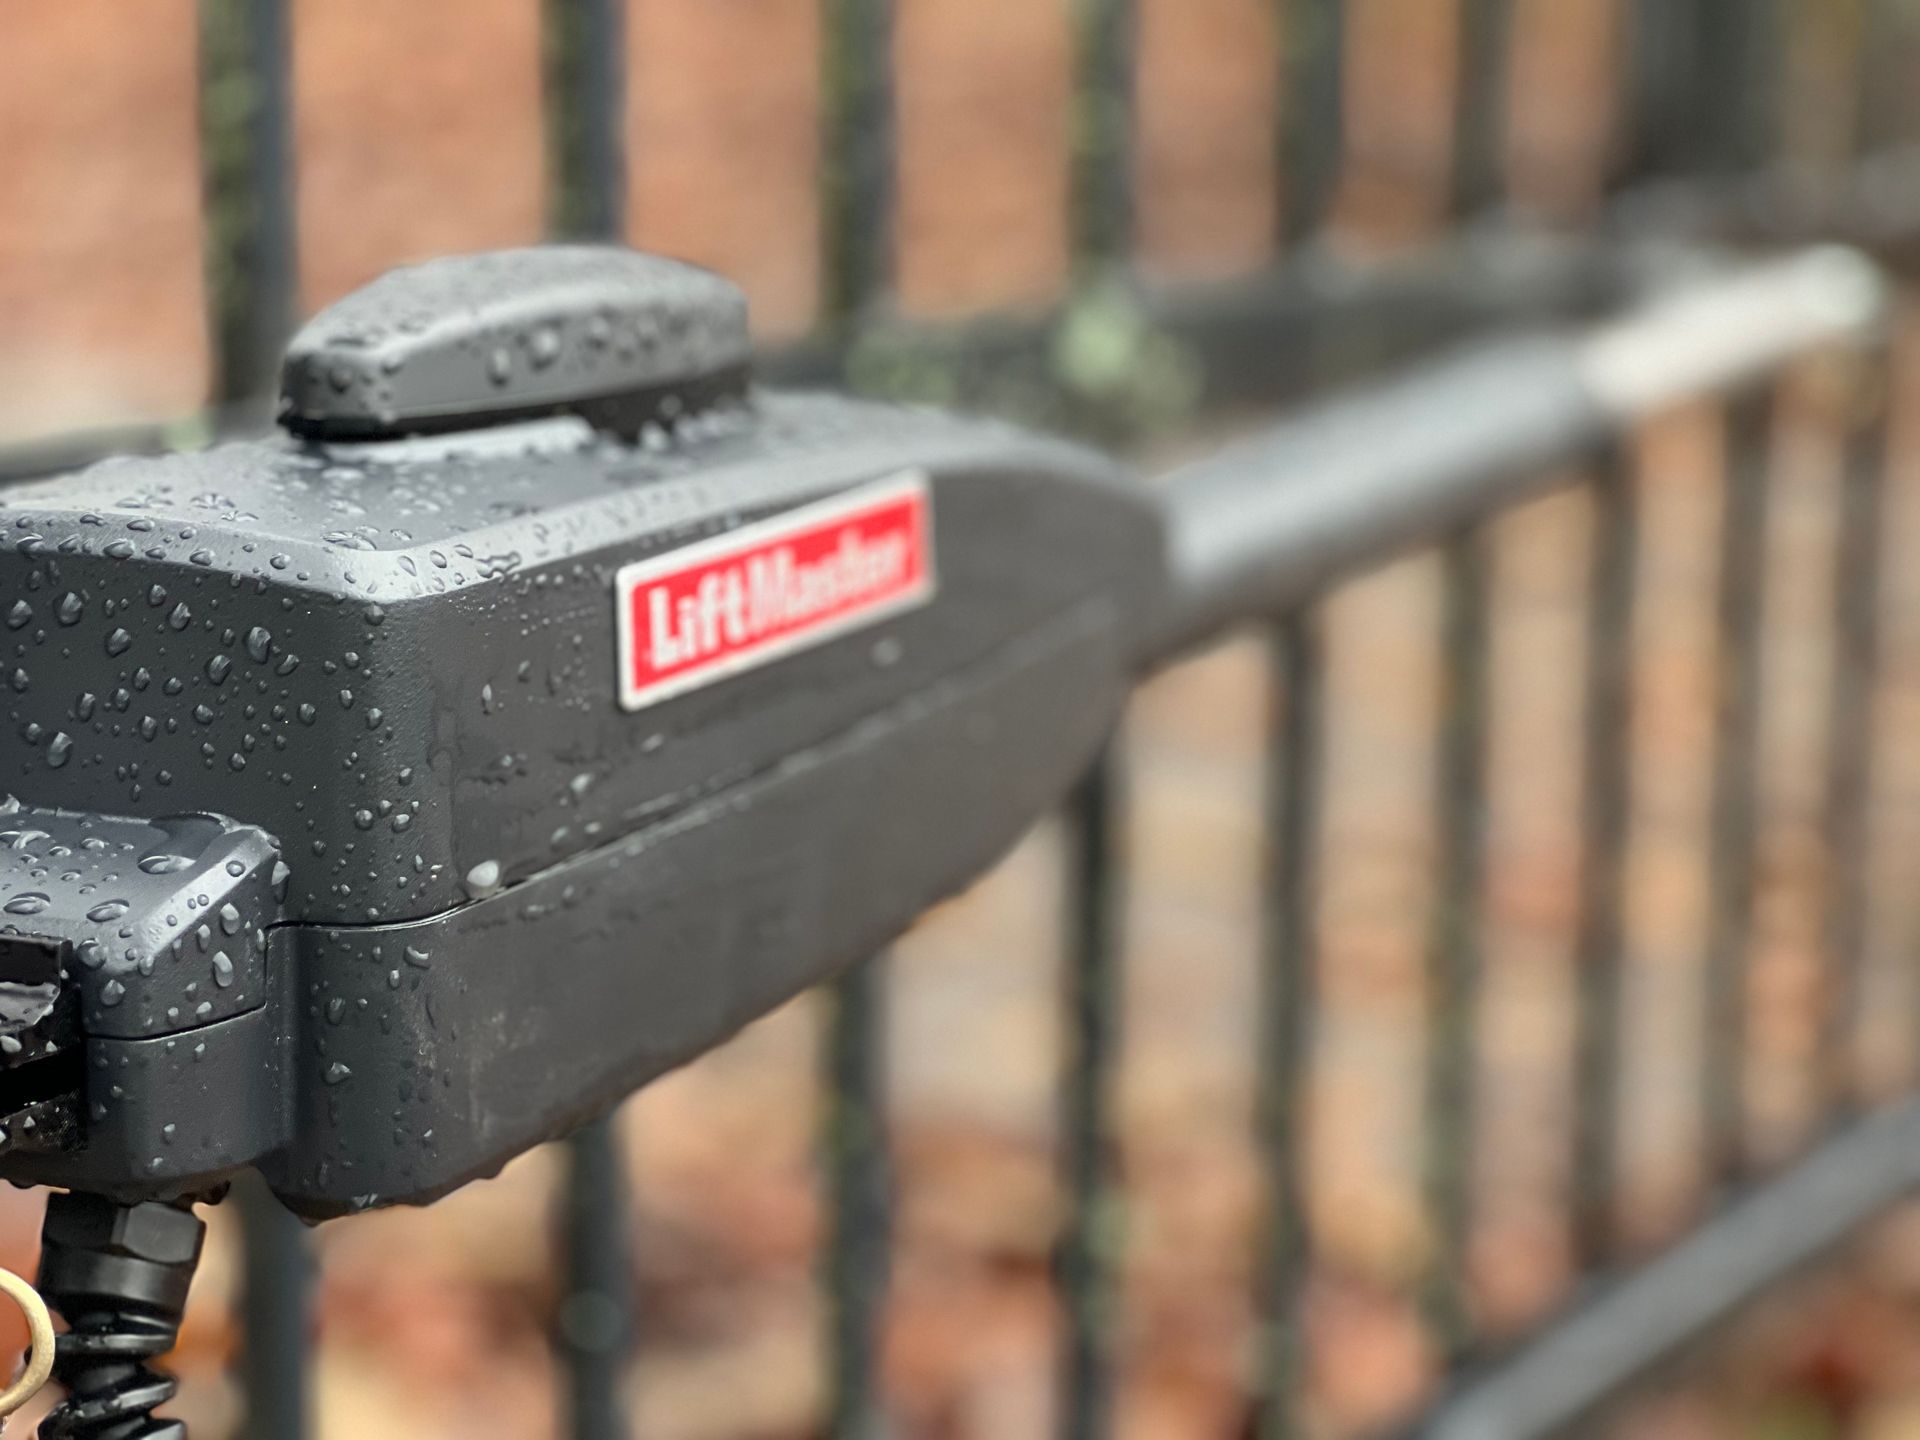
(559, 1118), (637, 1440)
(1821, 353), (1891, 1117)
(198, 0), (298, 418)
(816, 6), (901, 1429)
(1277, 0), (1344, 247)
(1618, 0), (1701, 184)
(1694, 0), (1780, 174)
(1572, 448), (1637, 1261)
(1448, 0), (1512, 220)
(1072, 0), (1136, 270)
(1255, 615), (1323, 1440)
(544, 0), (628, 242)
(824, 0), (897, 323)
(1857, 0), (1920, 158)
(1702, 392), (1775, 1185)
(199, 3), (310, 1435)
(1422, 531), (1490, 1361)
(1059, 753), (1126, 1440)
(542, 4), (638, 1432)
(237, 1174), (311, 1440)
(825, 956), (893, 1440)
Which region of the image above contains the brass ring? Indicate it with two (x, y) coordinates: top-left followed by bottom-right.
(0, 1268), (54, 1418)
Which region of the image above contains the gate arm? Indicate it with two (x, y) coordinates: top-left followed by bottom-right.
(1147, 246), (1886, 659)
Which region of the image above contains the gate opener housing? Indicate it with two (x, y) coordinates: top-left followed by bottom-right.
(0, 247), (1164, 1220)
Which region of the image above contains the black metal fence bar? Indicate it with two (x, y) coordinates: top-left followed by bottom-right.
(1420, 528), (1491, 1361)
(1073, 0), (1136, 269)
(1857, 0), (1919, 160)
(825, 955), (893, 1440)
(198, 2), (313, 1436)
(197, 0), (298, 418)
(1055, 0), (1138, 1426)
(1695, 0), (1780, 176)
(1571, 447), (1637, 1262)
(542, 4), (638, 1429)
(824, 0), (897, 321)
(1142, 256), (1882, 1437)
(559, 1116), (637, 1440)
(544, 0), (628, 242)
(1058, 755), (1127, 1440)
(1700, 390), (1774, 1183)
(1254, 614), (1324, 1440)
(1619, 0), (1701, 185)
(1820, 351), (1891, 1116)
(816, 8), (900, 1433)
(236, 1173), (311, 1440)
(1448, 0), (1512, 221)
(1278, 0), (1345, 246)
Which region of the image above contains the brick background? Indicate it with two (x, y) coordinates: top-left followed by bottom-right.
(292, 0), (546, 313)
(0, 0), (208, 434)
(0, 0), (1642, 442)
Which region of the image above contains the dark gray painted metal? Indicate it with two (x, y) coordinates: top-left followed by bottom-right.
(824, 0), (897, 319)
(1059, 754), (1124, 1440)
(1153, 335), (1609, 654)
(0, 393), (1145, 932)
(1820, 366), (1889, 1114)
(200, 4), (310, 1431)
(1422, 530), (1489, 1361)
(825, 955), (891, 1440)
(558, 1113), (633, 1440)
(279, 248), (749, 439)
(1857, 0), (1920, 159)
(237, 1171), (312, 1440)
(1254, 615), (1320, 1440)
(1695, 0), (1779, 175)
(0, 245), (1871, 1217)
(0, 804), (278, 1041)
(260, 591), (1133, 1217)
(7, 1003), (289, 1202)
(199, 0), (298, 411)
(1702, 392), (1773, 1180)
(1449, 0), (1512, 219)
(1074, 0), (1136, 268)
(1279, 0), (1344, 245)
(1572, 451), (1636, 1261)
(540, 12), (638, 1435)
(545, 0), (628, 245)
(1410, 1096), (1920, 1440)
(0, 251), (1162, 1216)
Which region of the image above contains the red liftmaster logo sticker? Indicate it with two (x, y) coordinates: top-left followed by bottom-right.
(615, 472), (936, 711)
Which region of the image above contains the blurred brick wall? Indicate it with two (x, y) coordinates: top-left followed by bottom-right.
(0, 0), (1618, 442)
(626, 0), (824, 335)
(292, 0), (546, 313)
(1135, 0), (1276, 277)
(0, 0), (209, 434)
(893, 0), (1072, 316)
